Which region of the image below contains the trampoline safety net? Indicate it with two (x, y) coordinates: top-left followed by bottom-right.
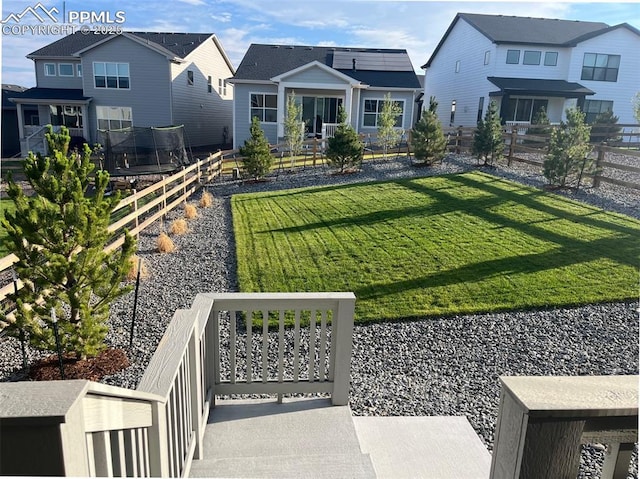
(100, 125), (190, 176)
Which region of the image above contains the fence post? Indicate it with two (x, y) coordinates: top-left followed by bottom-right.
(313, 137), (318, 166)
(132, 189), (139, 239)
(182, 166), (187, 205)
(162, 176), (167, 218)
(508, 127), (517, 166)
(456, 127), (462, 154)
(593, 143), (606, 188)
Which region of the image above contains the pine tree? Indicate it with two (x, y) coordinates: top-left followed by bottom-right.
(240, 116), (273, 179)
(411, 96), (447, 166)
(1, 126), (135, 360)
(528, 106), (552, 136)
(472, 100), (504, 166)
(590, 109), (621, 144)
(283, 91), (304, 167)
(543, 108), (592, 188)
(326, 106), (363, 173)
(377, 93), (403, 158)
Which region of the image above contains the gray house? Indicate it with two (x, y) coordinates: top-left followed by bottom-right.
(229, 44), (422, 148)
(9, 31), (235, 156)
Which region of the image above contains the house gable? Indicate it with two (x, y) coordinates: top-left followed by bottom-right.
(271, 61), (361, 87)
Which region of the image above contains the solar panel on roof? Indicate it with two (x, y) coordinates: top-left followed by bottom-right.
(332, 51), (413, 71)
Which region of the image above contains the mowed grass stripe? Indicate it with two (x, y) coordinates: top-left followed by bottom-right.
(232, 171), (640, 323)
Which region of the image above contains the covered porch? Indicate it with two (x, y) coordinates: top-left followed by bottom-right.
(9, 87), (92, 157)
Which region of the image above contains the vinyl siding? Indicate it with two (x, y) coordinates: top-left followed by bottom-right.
(35, 59), (83, 89)
(283, 67), (350, 84)
(80, 35), (172, 143)
(425, 19), (496, 126)
(493, 45), (572, 80)
(233, 83), (278, 147)
(171, 37), (234, 147)
(567, 28), (640, 124)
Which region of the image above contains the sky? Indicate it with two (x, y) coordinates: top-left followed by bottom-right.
(1, 0), (639, 88)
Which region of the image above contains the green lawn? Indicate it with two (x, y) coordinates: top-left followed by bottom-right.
(233, 171), (640, 323)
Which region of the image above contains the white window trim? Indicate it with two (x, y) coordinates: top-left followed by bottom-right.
(58, 63), (75, 77)
(362, 97), (405, 129)
(249, 92), (278, 124)
(77, 64), (83, 77)
(44, 63), (56, 76)
(93, 61), (131, 90)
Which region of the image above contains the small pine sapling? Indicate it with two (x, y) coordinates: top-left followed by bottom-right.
(283, 90), (304, 167)
(239, 116), (273, 180)
(472, 100), (504, 166)
(411, 96), (447, 166)
(326, 106), (364, 173)
(377, 93), (403, 158)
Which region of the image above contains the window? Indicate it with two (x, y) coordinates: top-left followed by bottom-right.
(223, 80), (227, 96)
(581, 53), (620, 82)
(484, 51), (490, 65)
(44, 63), (56, 76)
(207, 76), (212, 93)
(477, 97), (484, 123)
(363, 98), (404, 127)
(583, 100), (614, 123)
(544, 52), (558, 66)
(187, 70), (194, 86)
(49, 105), (83, 128)
(96, 106), (133, 130)
(94, 62), (130, 89)
(505, 98), (548, 122)
(455, 60), (461, 73)
(523, 51), (541, 65)
(506, 50), (520, 64)
(77, 64), (82, 77)
(250, 93), (277, 123)
(58, 63), (74, 77)
(218, 78), (223, 95)
(450, 100), (456, 125)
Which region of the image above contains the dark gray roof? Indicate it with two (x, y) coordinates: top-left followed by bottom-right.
(421, 13), (638, 68)
(233, 44), (421, 89)
(8, 88), (91, 102)
(2, 84), (28, 108)
(28, 32), (214, 59)
(487, 77), (595, 98)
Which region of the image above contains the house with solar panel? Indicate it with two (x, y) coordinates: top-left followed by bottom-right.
(421, 13), (640, 128)
(229, 44), (422, 148)
(8, 32), (235, 157)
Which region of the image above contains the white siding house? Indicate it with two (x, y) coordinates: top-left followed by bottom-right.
(8, 31), (235, 156)
(229, 45), (422, 148)
(422, 13), (640, 127)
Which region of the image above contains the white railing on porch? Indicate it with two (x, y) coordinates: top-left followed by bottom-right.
(321, 123), (340, 139)
(490, 375), (638, 479)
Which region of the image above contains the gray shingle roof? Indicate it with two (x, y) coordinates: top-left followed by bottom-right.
(421, 13), (638, 68)
(7, 88), (90, 102)
(487, 77), (595, 98)
(233, 44), (421, 89)
(28, 32), (214, 59)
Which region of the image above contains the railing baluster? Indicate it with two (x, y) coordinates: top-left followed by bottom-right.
(230, 311), (236, 383)
(93, 430), (114, 477)
(329, 307), (337, 382)
(167, 395), (177, 477)
(262, 309), (269, 383)
(294, 309), (301, 381)
(85, 433), (97, 477)
(278, 310), (285, 382)
(319, 310), (327, 381)
(213, 309), (221, 387)
(246, 309), (253, 383)
(308, 310), (316, 381)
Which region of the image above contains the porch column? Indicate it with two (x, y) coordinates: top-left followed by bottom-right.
(81, 104), (90, 144)
(344, 87), (353, 127)
(276, 83), (285, 140)
(16, 103), (25, 140)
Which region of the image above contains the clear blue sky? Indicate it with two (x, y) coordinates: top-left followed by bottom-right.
(1, 0), (639, 87)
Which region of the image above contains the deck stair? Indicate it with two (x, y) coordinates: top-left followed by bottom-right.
(188, 397), (491, 478)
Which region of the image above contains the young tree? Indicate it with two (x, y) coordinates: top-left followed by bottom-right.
(377, 93), (403, 158)
(326, 106), (363, 173)
(472, 100), (504, 166)
(633, 92), (640, 123)
(240, 116), (273, 180)
(528, 106), (552, 136)
(543, 107), (592, 188)
(1, 126), (135, 360)
(411, 96), (447, 166)
(590, 109), (621, 144)
(283, 90), (304, 167)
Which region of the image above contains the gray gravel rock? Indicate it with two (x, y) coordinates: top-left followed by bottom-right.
(1, 153), (638, 477)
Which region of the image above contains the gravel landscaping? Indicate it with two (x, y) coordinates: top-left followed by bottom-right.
(1, 153), (638, 477)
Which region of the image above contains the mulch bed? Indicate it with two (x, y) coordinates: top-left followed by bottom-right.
(28, 348), (129, 382)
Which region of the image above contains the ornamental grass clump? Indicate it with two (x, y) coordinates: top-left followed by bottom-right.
(199, 191), (213, 208)
(157, 232), (175, 253)
(126, 254), (149, 281)
(184, 203), (197, 219)
(170, 219), (188, 235)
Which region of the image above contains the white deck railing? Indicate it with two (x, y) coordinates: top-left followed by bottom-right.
(490, 375), (638, 479)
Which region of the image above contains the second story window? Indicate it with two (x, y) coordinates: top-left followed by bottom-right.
(544, 52), (558, 66)
(484, 51), (490, 65)
(581, 53), (620, 82)
(44, 63), (56, 76)
(58, 63), (74, 77)
(218, 78), (223, 94)
(94, 62), (130, 89)
(506, 50), (520, 64)
(187, 70), (194, 86)
(523, 51), (541, 65)
(207, 76), (212, 93)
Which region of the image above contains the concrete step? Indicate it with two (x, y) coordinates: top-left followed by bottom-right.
(189, 453), (376, 478)
(352, 416), (491, 478)
(190, 397), (375, 478)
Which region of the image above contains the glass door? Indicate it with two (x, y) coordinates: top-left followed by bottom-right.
(301, 96), (344, 137)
